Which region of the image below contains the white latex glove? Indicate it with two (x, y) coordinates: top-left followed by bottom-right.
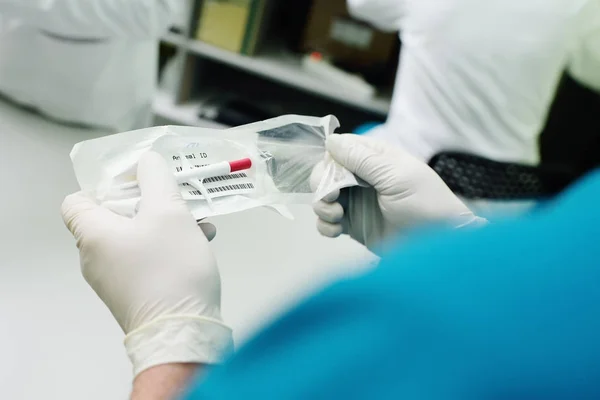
(312, 134), (486, 250)
(61, 151), (233, 377)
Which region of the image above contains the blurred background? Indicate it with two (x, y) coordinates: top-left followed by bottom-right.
(155, 0), (398, 132)
(0, 0), (598, 398)
(155, 0), (599, 183)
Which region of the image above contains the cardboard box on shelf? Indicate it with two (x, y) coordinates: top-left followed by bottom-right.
(302, 0), (398, 68)
(195, 0), (272, 55)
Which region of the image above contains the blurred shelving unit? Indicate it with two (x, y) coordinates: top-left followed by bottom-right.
(154, 0), (392, 130)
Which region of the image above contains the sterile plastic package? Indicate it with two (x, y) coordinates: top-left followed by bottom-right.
(69, 115), (359, 220)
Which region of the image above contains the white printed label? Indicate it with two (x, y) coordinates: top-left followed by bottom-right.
(170, 151), (257, 201)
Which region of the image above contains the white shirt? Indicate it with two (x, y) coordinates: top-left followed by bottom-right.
(349, 0), (600, 165)
(0, 0), (181, 132)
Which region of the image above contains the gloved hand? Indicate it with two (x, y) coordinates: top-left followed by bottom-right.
(61, 151), (233, 377)
(312, 134), (486, 250)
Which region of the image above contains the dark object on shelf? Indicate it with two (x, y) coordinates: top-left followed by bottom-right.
(168, 26), (183, 35)
(334, 39), (400, 89)
(302, 0), (398, 70)
(199, 98), (276, 126)
(429, 152), (577, 200)
(539, 73), (600, 180)
(195, 0), (274, 55)
(268, 1), (313, 53)
(158, 33), (178, 80)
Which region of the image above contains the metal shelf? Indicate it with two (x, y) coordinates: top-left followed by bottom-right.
(161, 33), (391, 116)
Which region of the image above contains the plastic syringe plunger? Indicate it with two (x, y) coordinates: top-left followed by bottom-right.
(112, 158), (253, 192)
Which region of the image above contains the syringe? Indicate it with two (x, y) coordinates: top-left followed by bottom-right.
(115, 157), (253, 191)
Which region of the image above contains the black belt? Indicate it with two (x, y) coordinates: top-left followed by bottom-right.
(429, 152), (578, 200)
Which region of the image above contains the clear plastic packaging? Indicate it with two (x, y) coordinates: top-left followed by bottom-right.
(70, 115), (359, 219)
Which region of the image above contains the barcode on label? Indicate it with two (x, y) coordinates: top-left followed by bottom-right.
(181, 173), (248, 187)
(188, 183), (255, 196)
(204, 173), (248, 183)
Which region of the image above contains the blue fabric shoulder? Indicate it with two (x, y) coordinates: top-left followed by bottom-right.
(185, 170), (600, 400)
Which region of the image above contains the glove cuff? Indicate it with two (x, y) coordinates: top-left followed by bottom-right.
(124, 315), (234, 377)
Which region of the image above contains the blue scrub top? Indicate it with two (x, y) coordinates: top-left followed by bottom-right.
(184, 170), (600, 399)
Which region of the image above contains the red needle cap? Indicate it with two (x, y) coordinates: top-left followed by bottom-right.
(229, 158), (252, 172)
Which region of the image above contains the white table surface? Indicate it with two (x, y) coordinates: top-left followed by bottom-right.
(0, 99), (374, 399)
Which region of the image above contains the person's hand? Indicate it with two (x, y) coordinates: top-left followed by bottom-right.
(61, 151), (233, 377)
(312, 134), (486, 250)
